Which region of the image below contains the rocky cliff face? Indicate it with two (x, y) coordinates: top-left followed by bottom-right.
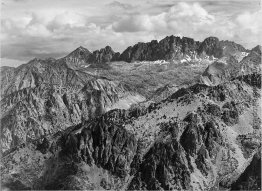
(119, 36), (200, 62)
(89, 46), (120, 64)
(198, 37), (223, 58)
(231, 152), (261, 190)
(64, 46), (92, 68)
(63, 46), (120, 67)
(200, 45), (261, 86)
(118, 36), (247, 63)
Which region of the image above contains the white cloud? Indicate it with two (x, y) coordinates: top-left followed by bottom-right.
(47, 12), (88, 31)
(168, 2), (215, 23)
(26, 23), (51, 37)
(236, 11), (262, 34)
(1, 13), (51, 38)
(113, 2), (215, 33)
(113, 15), (153, 32)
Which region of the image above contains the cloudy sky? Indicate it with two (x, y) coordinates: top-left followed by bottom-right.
(1, 0), (261, 67)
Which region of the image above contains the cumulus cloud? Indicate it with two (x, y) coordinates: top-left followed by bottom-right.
(113, 15), (153, 32)
(47, 12), (88, 31)
(112, 2), (215, 33)
(234, 10), (262, 47)
(2, 13), (50, 38)
(236, 11), (262, 34)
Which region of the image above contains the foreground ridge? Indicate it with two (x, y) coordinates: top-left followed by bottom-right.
(1, 72), (261, 190)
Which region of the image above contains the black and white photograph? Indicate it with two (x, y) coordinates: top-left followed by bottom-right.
(0, 0), (261, 190)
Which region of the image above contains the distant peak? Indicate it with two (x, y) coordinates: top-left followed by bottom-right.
(203, 36), (220, 43)
(29, 57), (42, 63)
(67, 46), (92, 57)
(75, 46), (89, 52)
(95, 45), (115, 54)
(103, 45), (114, 52)
(251, 45), (261, 53)
(77, 46), (85, 49)
(64, 45), (92, 67)
(105, 45), (112, 49)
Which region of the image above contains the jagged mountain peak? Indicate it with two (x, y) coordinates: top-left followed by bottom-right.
(198, 36), (223, 58)
(118, 35), (249, 63)
(67, 46), (92, 57)
(220, 40), (247, 52)
(200, 42), (261, 86)
(15, 35), (251, 68)
(63, 46), (92, 68)
(90, 45), (120, 64)
(181, 36), (195, 41)
(28, 57), (43, 63)
(103, 45), (114, 51)
(251, 45), (261, 54)
(203, 36), (220, 42)
(93, 45), (115, 54)
(77, 45), (86, 49)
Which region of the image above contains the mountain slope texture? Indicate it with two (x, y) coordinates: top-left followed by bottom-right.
(0, 35), (261, 191)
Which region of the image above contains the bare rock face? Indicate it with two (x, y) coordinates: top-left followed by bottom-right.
(200, 45), (261, 86)
(118, 36), (247, 63)
(129, 139), (192, 190)
(0, 66), (15, 95)
(119, 36), (201, 62)
(64, 46), (92, 68)
(62, 113), (138, 177)
(231, 152), (261, 190)
(63, 46), (120, 67)
(238, 45), (261, 75)
(198, 37), (223, 58)
(220, 40), (248, 61)
(89, 46), (120, 64)
(149, 84), (180, 103)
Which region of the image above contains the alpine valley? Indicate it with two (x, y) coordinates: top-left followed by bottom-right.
(1, 35), (261, 190)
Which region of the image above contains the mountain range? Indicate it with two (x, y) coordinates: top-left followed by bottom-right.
(7, 35), (247, 70)
(1, 35), (261, 190)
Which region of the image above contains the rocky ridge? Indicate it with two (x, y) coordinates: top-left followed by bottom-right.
(200, 45), (261, 86)
(63, 45), (120, 68)
(117, 36), (247, 63)
(1, 73), (261, 190)
(1, 62), (144, 153)
(44, 35), (249, 69)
